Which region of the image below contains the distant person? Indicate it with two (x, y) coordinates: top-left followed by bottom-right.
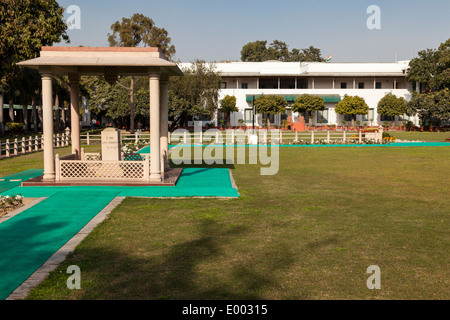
(91, 118), (96, 129)
(137, 121), (143, 135)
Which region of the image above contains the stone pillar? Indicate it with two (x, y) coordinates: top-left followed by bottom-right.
(69, 73), (81, 158)
(159, 78), (169, 170)
(41, 73), (55, 181)
(149, 73), (161, 182)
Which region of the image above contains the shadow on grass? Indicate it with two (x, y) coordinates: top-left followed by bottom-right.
(45, 219), (300, 300)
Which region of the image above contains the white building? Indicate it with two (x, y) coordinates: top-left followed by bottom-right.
(181, 60), (419, 127)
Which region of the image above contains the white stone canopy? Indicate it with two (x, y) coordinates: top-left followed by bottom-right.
(18, 46), (183, 182)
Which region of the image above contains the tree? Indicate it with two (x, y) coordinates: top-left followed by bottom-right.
(168, 61), (222, 130)
(406, 38), (450, 92)
(335, 95), (369, 127)
(377, 93), (407, 126)
(240, 40), (272, 62)
(107, 13), (175, 59)
(240, 40), (325, 62)
(107, 13), (176, 132)
(0, 0), (69, 134)
(269, 40), (290, 61)
(290, 46), (326, 62)
(254, 94), (287, 128)
(219, 95), (238, 127)
(436, 39), (450, 90)
(291, 94), (325, 126)
(407, 89), (450, 128)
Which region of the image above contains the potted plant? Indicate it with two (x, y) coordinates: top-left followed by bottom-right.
(219, 120), (225, 130)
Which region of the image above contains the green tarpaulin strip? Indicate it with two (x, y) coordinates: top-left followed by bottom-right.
(0, 170), (44, 193)
(0, 189), (120, 300)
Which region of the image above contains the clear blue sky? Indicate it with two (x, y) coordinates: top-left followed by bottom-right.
(57, 0), (450, 63)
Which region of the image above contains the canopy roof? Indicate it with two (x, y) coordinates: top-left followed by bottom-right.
(17, 47), (183, 77)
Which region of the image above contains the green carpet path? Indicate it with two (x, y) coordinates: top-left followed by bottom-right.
(0, 189), (120, 300)
(0, 167), (239, 299)
(0, 170), (44, 193)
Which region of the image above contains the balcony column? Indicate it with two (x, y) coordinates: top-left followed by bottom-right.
(69, 73), (81, 159)
(159, 77), (169, 170)
(149, 72), (161, 182)
(41, 72), (55, 181)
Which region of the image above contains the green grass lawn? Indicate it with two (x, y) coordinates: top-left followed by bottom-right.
(387, 131), (449, 142)
(17, 144), (449, 300)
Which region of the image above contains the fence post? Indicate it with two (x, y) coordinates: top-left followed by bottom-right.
(14, 138), (18, 155)
(359, 130), (362, 144)
(28, 136), (32, 152)
(57, 133), (61, 147)
(135, 132), (139, 144)
(81, 147), (85, 161)
(215, 131), (219, 144)
(183, 131), (187, 144)
(55, 154), (60, 181)
(34, 136), (39, 151)
(311, 131), (315, 144)
(40, 136), (44, 150)
(21, 137), (26, 153)
(295, 130), (298, 142)
(65, 127), (71, 146)
(327, 130), (330, 143)
(343, 130), (346, 143)
(6, 139), (10, 157)
(279, 130), (283, 144)
(86, 132), (90, 146)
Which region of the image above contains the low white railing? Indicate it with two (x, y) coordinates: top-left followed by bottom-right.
(0, 130), (71, 159)
(80, 129), (383, 147)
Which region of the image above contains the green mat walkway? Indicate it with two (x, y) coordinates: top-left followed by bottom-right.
(0, 170), (44, 193)
(0, 167), (239, 300)
(0, 189), (119, 300)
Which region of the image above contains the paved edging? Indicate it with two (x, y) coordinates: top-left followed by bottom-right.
(6, 196), (126, 300)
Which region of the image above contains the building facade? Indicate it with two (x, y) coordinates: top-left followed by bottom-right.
(181, 60), (419, 128)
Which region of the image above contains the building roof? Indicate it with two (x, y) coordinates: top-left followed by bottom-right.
(182, 60), (410, 77)
(17, 47), (183, 77)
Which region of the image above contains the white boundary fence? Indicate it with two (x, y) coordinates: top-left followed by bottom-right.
(0, 130), (71, 159)
(80, 130), (383, 146)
